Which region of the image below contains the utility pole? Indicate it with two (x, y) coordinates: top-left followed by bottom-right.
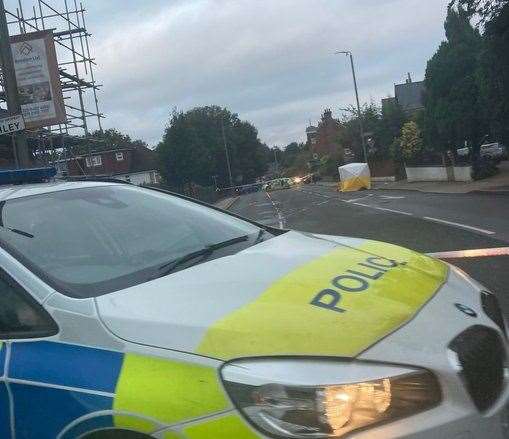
(221, 119), (234, 188)
(336, 50), (368, 163)
(0, 0), (30, 167)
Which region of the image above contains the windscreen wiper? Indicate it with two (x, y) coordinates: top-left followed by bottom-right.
(155, 235), (249, 278)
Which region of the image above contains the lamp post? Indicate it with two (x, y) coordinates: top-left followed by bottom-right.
(221, 119), (234, 188)
(335, 50), (368, 163)
(273, 148), (279, 176)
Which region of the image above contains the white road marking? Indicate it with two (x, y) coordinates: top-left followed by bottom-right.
(380, 195), (405, 200)
(352, 202), (373, 208)
(266, 192), (285, 228)
(373, 207), (413, 216)
(316, 200), (330, 206)
(423, 217), (496, 235)
(346, 194), (374, 203)
(427, 247), (509, 259)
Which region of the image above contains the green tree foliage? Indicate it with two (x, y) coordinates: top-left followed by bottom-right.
(379, 101), (407, 155)
(336, 103), (407, 162)
(399, 121), (424, 161)
(452, 0), (508, 22)
(72, 128), (148, 155)
(157, 106), (269, 189)
(477, 3), (509, 144)
(279, 142), (307, 170)
(423, 6), (487, 153)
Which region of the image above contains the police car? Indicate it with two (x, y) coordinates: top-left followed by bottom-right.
(0, 168), (507, 439)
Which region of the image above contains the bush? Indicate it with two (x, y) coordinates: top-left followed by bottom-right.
(399, 122), (424, 161)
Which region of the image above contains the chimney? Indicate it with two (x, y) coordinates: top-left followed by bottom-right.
(406, 72), (412, 84)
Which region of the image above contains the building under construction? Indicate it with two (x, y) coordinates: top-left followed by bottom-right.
(0, 0), (103, 169)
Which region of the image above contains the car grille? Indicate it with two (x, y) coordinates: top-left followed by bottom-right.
(450, 325), (507, 412)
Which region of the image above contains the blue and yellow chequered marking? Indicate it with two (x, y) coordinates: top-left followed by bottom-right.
(0, 342), (9, 439)
(0, 342), (5, 376)
(6, 241), (447, 438)
(9, 341), (258, 439)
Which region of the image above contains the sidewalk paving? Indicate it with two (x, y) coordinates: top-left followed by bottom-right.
(316, 161), (509, 194)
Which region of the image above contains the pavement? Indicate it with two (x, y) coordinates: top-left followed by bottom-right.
(318, 160), (509, 194)
(229, 186), (509, 317)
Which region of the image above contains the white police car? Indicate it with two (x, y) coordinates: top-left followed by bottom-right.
(0, 169), (507, 439)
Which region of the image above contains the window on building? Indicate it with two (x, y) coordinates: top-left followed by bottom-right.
(115, 152), (124, 161)
(85, 155), (102, 167)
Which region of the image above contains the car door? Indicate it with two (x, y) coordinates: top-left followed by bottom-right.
(0, 268), (59, 439)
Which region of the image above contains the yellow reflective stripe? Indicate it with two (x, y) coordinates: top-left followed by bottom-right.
(184, 414), (260, 439)
(113, 353), (230, 431)
(197, 242), (447, 359)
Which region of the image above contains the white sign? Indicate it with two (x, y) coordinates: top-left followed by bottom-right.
(0, 114), (25, 135)
(10, 30), (66, 129)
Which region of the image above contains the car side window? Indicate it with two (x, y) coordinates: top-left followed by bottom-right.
(0, 271), (58, 340)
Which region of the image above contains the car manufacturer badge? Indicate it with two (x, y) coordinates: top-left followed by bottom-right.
(454, 303), (477, 318)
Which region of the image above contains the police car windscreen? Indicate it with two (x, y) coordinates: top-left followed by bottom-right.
(0, 185), (261, 297)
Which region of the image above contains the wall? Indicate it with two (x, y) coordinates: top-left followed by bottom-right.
(85, 151), (132, 175)
(453, 166), (472, 182)
(405, 166), (449, 182)
(65, 151), (132, 176)
(116, 171), (160, 186)
(405, 165), (473, 182)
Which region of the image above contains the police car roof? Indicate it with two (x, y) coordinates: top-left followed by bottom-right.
(0, 180), (121, 202)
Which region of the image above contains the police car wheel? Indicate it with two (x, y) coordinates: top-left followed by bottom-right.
(81, 429), (151, 439)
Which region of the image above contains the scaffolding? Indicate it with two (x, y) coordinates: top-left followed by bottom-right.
(0, 0), (103, 168)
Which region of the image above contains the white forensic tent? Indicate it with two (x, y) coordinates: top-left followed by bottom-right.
(338, 163), (371, 192)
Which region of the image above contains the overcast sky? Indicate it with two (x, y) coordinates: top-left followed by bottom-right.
(84, 0), (448, 147)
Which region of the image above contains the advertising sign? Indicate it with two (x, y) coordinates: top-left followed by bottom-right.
(0, 114), (25, 134)
(10, 30), (66, 129)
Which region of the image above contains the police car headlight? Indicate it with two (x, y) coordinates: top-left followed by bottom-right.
(221, 358), (441, 438)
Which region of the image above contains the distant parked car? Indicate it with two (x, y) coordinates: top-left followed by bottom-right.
(480, 142), (508, 162)
(456, 142), (508, 162)
(264, 178), (290, 191)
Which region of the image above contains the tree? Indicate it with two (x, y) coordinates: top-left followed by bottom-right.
(87, 128), (148, 149)
(279, 142), (306, 169)
(399, 121), (424, 161)
(451, 0), (508, 22)
(477, 3), (509, 144)
(157, 106), (269, 190)
(423, 6), (486, 154)
(379, 100), (407, 155)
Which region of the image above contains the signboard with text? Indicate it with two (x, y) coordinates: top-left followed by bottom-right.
(0, 114), (25, 134)
(10, 30), (66, 129)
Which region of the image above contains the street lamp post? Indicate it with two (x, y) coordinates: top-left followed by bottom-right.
(221, 119), (234, 188)
(273, 148), (279, 176)
(336, 50), (368, 163)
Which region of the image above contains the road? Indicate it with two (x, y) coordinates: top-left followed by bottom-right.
(230, 185), (509, 316)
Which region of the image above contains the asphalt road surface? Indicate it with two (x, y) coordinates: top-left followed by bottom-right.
(230, 185), (509, 317)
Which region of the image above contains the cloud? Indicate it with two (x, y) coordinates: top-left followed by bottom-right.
(85, 0), (448, 146)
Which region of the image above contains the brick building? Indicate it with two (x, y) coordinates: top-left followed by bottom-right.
(57, 145), (161, 185)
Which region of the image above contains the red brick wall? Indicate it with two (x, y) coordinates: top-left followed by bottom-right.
(67, 150), (133, 176)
